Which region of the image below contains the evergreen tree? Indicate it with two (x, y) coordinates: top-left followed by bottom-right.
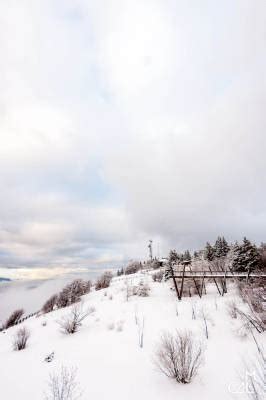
(214, 236), (223, 257)
(183, 250), (191, 262)
(214, 236), (230, 258)
(204, 242), (215, 261)
(169, 249), (179, 264)
(193, 251), (199, 259)
(232, 237), (261, 272)
(221, 236), (230, 256)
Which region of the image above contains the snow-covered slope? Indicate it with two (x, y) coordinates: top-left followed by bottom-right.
(0, 272), (263, 400)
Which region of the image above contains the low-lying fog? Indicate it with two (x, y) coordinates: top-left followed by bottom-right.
(0, 268), (113, 325)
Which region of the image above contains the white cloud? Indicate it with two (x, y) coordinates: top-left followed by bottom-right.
(0, 0), (265, 270)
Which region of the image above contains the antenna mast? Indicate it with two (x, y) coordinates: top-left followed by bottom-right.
(148, 240), (153, 262)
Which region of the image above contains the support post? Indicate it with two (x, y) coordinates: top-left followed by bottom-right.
(170, 264), (180, 299)
(189, 264), (201, 298)
(200, 273), (205, 297)
(179, 264), (186, 300)
(208, 265), (222, 296)
(222, 269), (227, 295)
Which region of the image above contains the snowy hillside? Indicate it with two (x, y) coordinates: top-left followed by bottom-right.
(0, 271), (264, 400)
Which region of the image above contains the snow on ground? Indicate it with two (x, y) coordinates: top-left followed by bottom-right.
(0, 271), (263, 400)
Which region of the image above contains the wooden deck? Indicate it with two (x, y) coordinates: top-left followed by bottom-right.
(172, 271), (266, 279)
(165, 264), (265, 300)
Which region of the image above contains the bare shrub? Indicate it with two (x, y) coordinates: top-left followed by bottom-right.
(125, 283), (138, 300)
(42, 295), (58, 314)
(200, 308), (212, 339)
(244, 351), (265, 400)
(116, 320), (124, 332)
(137, 316), (145, 348)
(152, 271), (164, 282)
(237, 279), (266, 325)
(44, 366), (81, 400)
(125, 261), (141, 275)
(191, 303), (196, 320)
(227, 300), (238, 319)
(125, 281), (150, 299)
(95, 272), (113, 291)
(5, 308), (24, 329)
(56, 280), (91, 309)
(234, 324), (249, 339)
(235, 306), (264, 334)
(137, 281), (150, 297)
(58, 304), (94, 334)
(13, 327), (30, 351)
(107, 322), (115, 330)
(56, 287), (70, 309)
(175, 303), (179, 317)
(154, 330), (203, 384)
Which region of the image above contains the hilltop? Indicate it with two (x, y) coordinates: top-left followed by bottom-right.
(0, 271), (264, 400)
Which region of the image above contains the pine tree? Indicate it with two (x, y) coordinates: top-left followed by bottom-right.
(193, 251), (199, 259)
(169, 249), (179, 264)
(183, 250), (191, 262)
(232, 237), (261, 272)
(214, 236), (230, 258)
(221, 236), (230, 256)
(214, 236), (223, 258)
(204, 242), (215, 261)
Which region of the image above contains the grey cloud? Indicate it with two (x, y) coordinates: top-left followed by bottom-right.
(0, 1), (265, 271)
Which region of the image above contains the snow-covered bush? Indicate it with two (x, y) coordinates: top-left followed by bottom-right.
(124, 261), (141, 275)
(152, 271), (164, 282)
(116, 320), (124, 332)
(95, 271), (113, 291)
(13, 326), (30, 351)
(137, 281), (150, 297)
(237, 279), (265, 324)
(154, 330), (203, 384)
(56, 280), (91, 309)
(44, 366), (81, 400)
(235, 307), (264, 333)
(56, 287), (70, 309)
(42, 294), (58, 314)
(150, 259), (161, 269)
(58, 304), (94, 334)
(125, 281), (150, 299)
(227, 300), (238, 319)
(107, 322), (115, 330)
(5, 308), (24, 329)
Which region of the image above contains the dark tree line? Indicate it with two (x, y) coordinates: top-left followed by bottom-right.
(169, 235), (263, 273)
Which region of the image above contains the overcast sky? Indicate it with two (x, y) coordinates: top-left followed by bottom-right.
(0, 0), (265, 277)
